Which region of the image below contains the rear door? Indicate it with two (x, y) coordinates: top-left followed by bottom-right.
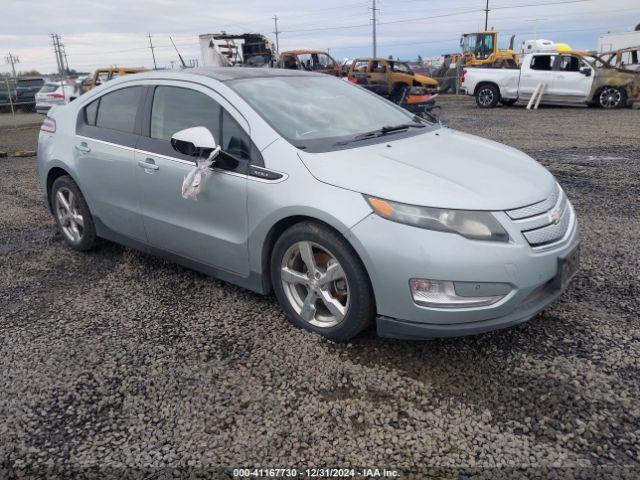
(134, 82), (251, 275)
(74, 85), (147, 241)
(519, 54), (557, 100)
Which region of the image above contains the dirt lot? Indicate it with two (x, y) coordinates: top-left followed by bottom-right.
(1, 96), (639, 478)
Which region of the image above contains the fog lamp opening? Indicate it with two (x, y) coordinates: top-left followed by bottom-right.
(409, 279), (505, 308)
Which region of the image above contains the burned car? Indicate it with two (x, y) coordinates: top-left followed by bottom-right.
(277, 50), (342, 76)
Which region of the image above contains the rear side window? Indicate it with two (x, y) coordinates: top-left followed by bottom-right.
(95, 87), (142, 133)
(40, 83), (59, 94)
(530, 55), (554, 71)
(150, 86), (221, 142)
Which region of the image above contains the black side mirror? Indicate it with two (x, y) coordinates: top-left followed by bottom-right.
(580, 66), (592, 77)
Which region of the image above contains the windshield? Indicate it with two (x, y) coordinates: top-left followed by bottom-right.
(229, 75), (432, 151)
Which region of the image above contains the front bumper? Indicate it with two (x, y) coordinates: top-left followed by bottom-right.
(348, 211), (580, 339)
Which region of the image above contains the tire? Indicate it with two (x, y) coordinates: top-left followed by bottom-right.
(500, 98), (517, 106)
(51, 175), (97, 251)
(271, 221), (375, 342)
(597, 87), (627, 109)
(475, 84), (500, 108)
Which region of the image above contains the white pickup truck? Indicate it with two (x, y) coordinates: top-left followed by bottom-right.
(461, 52), (637, 109)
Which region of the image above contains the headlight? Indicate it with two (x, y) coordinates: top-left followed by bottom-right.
(365, 195), (509, 242)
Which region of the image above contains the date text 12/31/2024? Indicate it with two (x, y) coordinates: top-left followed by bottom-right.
(233, 468), (400, 478)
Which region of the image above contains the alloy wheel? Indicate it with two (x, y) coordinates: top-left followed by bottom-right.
(599, 88), (621, 108)
(478, 88), (494, 107)
(54, 187), (84, 243)
(280, 241), (350, 328)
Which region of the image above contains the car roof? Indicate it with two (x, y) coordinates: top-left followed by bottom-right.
(189, 66), (319, 82)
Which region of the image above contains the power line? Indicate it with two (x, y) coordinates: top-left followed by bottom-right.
(280, 0), (593, 34)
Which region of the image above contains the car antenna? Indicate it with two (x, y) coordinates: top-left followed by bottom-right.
(170, 36), (188, 69)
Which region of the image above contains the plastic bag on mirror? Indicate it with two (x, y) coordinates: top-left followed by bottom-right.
(181, 146), (221, 201)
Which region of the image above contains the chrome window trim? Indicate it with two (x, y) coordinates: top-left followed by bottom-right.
(76, 135), (288, 184)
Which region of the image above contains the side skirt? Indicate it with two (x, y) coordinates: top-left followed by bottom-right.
(93, 216), (267, 295)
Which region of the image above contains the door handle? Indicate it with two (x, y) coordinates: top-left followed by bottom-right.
(138, 159), (159, 170)
(75, 143), (91, 153)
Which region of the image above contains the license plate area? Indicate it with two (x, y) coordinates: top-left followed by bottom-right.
(553, 244), (580, 290)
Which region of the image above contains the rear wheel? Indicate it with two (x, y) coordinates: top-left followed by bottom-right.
(271, 222), (375, 342)
(475, 84), (500, 108)
(51, 175), (97, 251)
(597, 87), (627, 109)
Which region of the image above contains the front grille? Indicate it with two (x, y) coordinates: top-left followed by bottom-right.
(506, 183), (574, 249)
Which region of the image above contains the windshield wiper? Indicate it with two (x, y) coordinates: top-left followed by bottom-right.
(337, 122), (426, 144)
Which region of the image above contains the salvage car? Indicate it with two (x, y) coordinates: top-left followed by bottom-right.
(81, 66), (147, 93)
(35, 81), (77, 114)
(278, 50), (341, 76)
(15, 77), (45, 112)
(462, 51), (639, 108)
(38, 68), (580, 341)
(348, 58), (439, 100)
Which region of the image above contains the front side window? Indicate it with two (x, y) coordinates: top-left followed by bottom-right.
(558, 55), (581, 72)
(530, 55), (555, 71)
(95, 86), (142, 133)
(150, 86), (251, 161)
(389, 62), (411, 73)
(150, 86), (221, 142)
(221, 110), (250, 160)
(85, 99), (99, 126)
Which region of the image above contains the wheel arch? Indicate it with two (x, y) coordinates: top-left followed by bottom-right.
(474, 81), (500, 97)
(45, 165), (79, 212)
(258, 214), (372, 295)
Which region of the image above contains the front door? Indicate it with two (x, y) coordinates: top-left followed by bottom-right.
(134, 83), (251, 276)
(550, 55), (594, 101)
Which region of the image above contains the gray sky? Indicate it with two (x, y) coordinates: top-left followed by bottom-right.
(1, 0), (639, 74)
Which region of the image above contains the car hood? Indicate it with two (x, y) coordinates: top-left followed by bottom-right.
(297, 127), (555, 211)
(414, 73), (438, 87)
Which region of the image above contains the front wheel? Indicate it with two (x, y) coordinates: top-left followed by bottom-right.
(475, 84), (500, 108)
(597, 87), (627, 109)
(271, 222), (375, 342)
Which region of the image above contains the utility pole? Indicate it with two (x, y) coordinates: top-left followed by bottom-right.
(51, 34), (67, 78)
(272, 15), (280, 56)
(370, 0), (379, 58)
(5, 53), (19, 80)
(484, 0), (490, 31)
(148, 33), (157, 70)
(51, 34), (62, 78)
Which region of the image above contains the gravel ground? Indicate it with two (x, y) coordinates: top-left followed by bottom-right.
(0, 96), (639, 479)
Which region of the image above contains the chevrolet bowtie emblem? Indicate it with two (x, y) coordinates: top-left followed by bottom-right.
(549, 209), (562, 225)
